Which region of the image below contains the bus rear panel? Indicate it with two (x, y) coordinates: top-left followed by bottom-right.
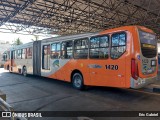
(130, 26), (157, 89)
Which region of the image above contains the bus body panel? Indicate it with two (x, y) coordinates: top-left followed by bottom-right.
(42, 28), (133, 88)
(41, 59), (70, 80)
(11, 60), (28, 73)
(10, 57), (33, 74)
(3, 25), (158, 89)
(6, 42), (34, 74)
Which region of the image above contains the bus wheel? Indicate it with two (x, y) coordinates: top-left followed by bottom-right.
(7, 65), (9, 70)
(22, 67), (27, 77)
(72, 73), (84, 90)
(9, 66), (12, 73)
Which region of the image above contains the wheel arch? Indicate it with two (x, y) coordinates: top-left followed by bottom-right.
(7, 65), (9, 70)
(70, 69), (83, 82)
(22, 65), (26, 73)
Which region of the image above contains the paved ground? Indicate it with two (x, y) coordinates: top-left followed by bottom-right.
(0, 68), (160, 120)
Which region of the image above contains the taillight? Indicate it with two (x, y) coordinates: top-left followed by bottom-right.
(131, 59), (139, 80)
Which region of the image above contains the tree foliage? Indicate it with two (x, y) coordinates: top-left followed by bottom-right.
(13, 38), (23, 45)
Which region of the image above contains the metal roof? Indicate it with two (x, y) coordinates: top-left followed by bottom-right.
(0, 0), (159, 37)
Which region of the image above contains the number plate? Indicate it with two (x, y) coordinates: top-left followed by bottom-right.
(105, 65), (118, 70)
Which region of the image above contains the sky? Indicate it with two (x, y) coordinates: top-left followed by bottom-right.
(0, 32), (33, 43)
(0, 32), (55, 44)
(0, 23), (57, 44)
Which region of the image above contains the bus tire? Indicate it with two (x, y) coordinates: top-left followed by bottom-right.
(22, 67), (27, 77)
(72, 73), (84, 90)
(8, 66), (12, 73)
(7, 65), (9, 70)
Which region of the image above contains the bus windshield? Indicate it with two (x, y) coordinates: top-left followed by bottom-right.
(139, 30), (157, 58)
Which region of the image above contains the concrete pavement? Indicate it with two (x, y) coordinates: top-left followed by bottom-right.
(0, 68), (160, 120)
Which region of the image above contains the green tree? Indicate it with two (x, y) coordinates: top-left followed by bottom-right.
(13, 38), (23, 45)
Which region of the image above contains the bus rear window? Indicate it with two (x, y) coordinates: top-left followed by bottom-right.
(139, 30), (157, 58)
(139, 30), (156, 45)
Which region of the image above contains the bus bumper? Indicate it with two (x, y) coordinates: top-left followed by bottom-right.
(130, 76), (158, 89)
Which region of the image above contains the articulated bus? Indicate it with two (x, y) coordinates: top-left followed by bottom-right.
(4, 26), (158, 89)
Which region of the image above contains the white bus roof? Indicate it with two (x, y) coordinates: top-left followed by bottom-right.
(41, 32), (99, 44)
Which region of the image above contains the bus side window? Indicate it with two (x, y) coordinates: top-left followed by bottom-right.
(51, 43), (60, 59)
(26, 47), (32, 59)
(90, 35), (109, 59)
(111, 32), (126, 59)
(7, 51), (10, 60)
(17, 49), (22, 59)
(61, 41), (73, 59)
(2, 53), (7, 61)
(74, 38), (88, 59)
(22, 49), (26, 59)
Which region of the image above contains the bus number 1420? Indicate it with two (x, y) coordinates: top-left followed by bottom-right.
(105, 65), (118, 70)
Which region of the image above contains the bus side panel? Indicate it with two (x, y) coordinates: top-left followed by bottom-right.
(41, 59), (70, 81)
(48, 59), (70, 81)
(47, 57), (126, 87)
(88, 57), (126, 87)
(4, 60), (11, 70)
(11, 59), (17, 73)
(55, 59), (73, 81)
(10, 50), (33, 74)
(47, 59), (91, 85)
(70, 59), (91, 85)
(12, 59), (33, 74)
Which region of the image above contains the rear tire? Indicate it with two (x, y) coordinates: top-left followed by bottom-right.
(22, 67), (27, 77)
(7, 65), (9, 70)
(8, 66), (12, 73)
(72, 73), (84, 90)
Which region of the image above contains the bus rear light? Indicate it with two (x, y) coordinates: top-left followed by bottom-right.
(131, 59), (139, 80)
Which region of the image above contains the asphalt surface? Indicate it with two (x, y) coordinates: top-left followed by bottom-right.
(0, 68), (160, 120)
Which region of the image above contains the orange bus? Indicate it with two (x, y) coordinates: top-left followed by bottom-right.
(4, 26), (158, 89)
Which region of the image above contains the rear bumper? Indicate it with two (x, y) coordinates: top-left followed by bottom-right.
(130, 76), (158, 89)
